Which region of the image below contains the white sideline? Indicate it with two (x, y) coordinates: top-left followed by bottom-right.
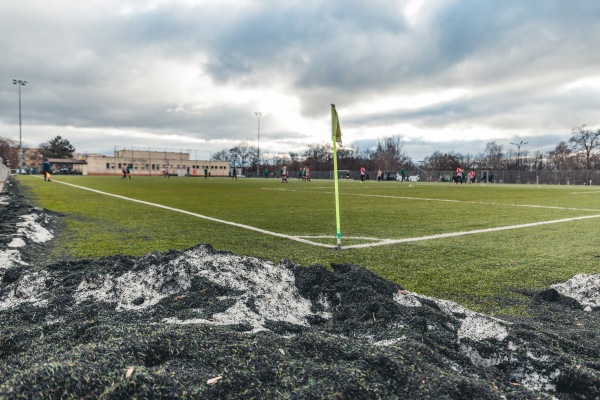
(50, 179), (600, 250)
(338, 214), (600, 249)
(52, 179), (332, 248)
(264, 187), (600, 213)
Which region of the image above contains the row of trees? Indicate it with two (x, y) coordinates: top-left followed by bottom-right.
(213, 125), (600, 175)
(424, 125), (600, 172)
(212, 136), (411, 175)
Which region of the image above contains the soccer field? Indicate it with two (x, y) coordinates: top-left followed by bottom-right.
(17, 175), (600, 315)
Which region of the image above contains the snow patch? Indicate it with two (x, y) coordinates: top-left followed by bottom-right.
(0, 271), (49, 310)
(0, 249), (27, 269)
(372, 337), (406, 346)
(512, 368), (561, 393)
(393, 290), (422, 307)
(75, 262), (192, 311)
(459, 343), (505, 367)
(76, 247), (330, 331)
(16, 213), (53, 243)
(458, 315), (508, 342)
(8, 238), (26, 248)
(551, 274), (600, 311)
(393, 290), (509, 342)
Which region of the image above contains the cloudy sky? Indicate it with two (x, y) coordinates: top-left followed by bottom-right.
(2, 0), (600, 162)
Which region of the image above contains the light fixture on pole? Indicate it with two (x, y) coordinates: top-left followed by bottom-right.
(510, 140), (527, 168)
(13, 79), (28, 174)
(255, 112), (262, 177)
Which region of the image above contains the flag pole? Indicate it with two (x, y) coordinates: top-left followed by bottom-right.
(331, 104), (342, 250)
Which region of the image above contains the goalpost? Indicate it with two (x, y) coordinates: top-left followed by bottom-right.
(337, 170), (351, 180)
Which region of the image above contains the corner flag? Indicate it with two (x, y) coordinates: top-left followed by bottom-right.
(332, 104), (342, 146)
(331, 104), (342, 250)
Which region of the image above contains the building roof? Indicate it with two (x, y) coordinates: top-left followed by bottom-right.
(46, 158), (87, 165)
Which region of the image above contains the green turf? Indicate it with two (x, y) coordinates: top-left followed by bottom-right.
(16, 175), (600, 316)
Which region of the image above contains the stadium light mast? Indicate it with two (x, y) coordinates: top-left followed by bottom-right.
(13, 79), (28, 174)
(510, 140), (527, 169)
(255, 112), (262, 177)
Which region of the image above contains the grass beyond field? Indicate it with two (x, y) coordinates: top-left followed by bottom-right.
(16, 175), (600, 316)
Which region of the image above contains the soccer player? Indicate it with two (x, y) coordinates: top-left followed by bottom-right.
(455, 167), (463, 185)
(42, 159), (52, 182)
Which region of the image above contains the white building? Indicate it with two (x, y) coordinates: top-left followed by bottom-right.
(84, 150), (230, 177)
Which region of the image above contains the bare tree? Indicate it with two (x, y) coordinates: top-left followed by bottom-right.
(230, 141), (253, 173)
(337, 145), (362, 170)
(548, 141), (572, 170)
(424, 151), (462, 171)
(211, 149), (230, 162)
(569, 125), (600, 180)
(482, 141), (504, 169)
(371, 136), (410, 172)
(302, 143), (333, 170)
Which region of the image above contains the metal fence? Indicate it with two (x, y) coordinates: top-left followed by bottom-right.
(257, 168), (600, 185)
(425, 170), (600, 185)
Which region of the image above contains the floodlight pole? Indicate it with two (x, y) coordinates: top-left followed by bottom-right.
(13, 79), (28, 174)
(510, 140), (527, 169)
(255, 112), (262, 177)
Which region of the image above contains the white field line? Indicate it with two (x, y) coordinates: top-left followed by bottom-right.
(49, 179), (600, 250)
(264, 188), (600, 212)
(51, 179), (333, 248)
(333, 214), (600, 249)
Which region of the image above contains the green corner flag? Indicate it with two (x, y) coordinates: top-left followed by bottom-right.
(331, 104), (342, 250)
(332, 104), (342, 146)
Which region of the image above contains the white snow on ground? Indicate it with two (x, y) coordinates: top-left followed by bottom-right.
(74, 247), (330, 332)
(0, 271), (49, 311)
(512, 368), (561, 392)
(393, 282), (597, 393)
(459, 343), (508, 368)
(0, 249), (27, 269)
(457, 315), (509, 342)
(8, 238), (26, 248)
(0, 212), (53, 282)
(75, 262), (193, 311)
(551, 274), (600, 312)
(180, 250), (330, 330)
(16, 213), (53, 243)
(393, 290), (509, 342)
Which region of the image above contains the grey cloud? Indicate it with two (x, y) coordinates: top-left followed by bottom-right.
(1, 0), (599, 161)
